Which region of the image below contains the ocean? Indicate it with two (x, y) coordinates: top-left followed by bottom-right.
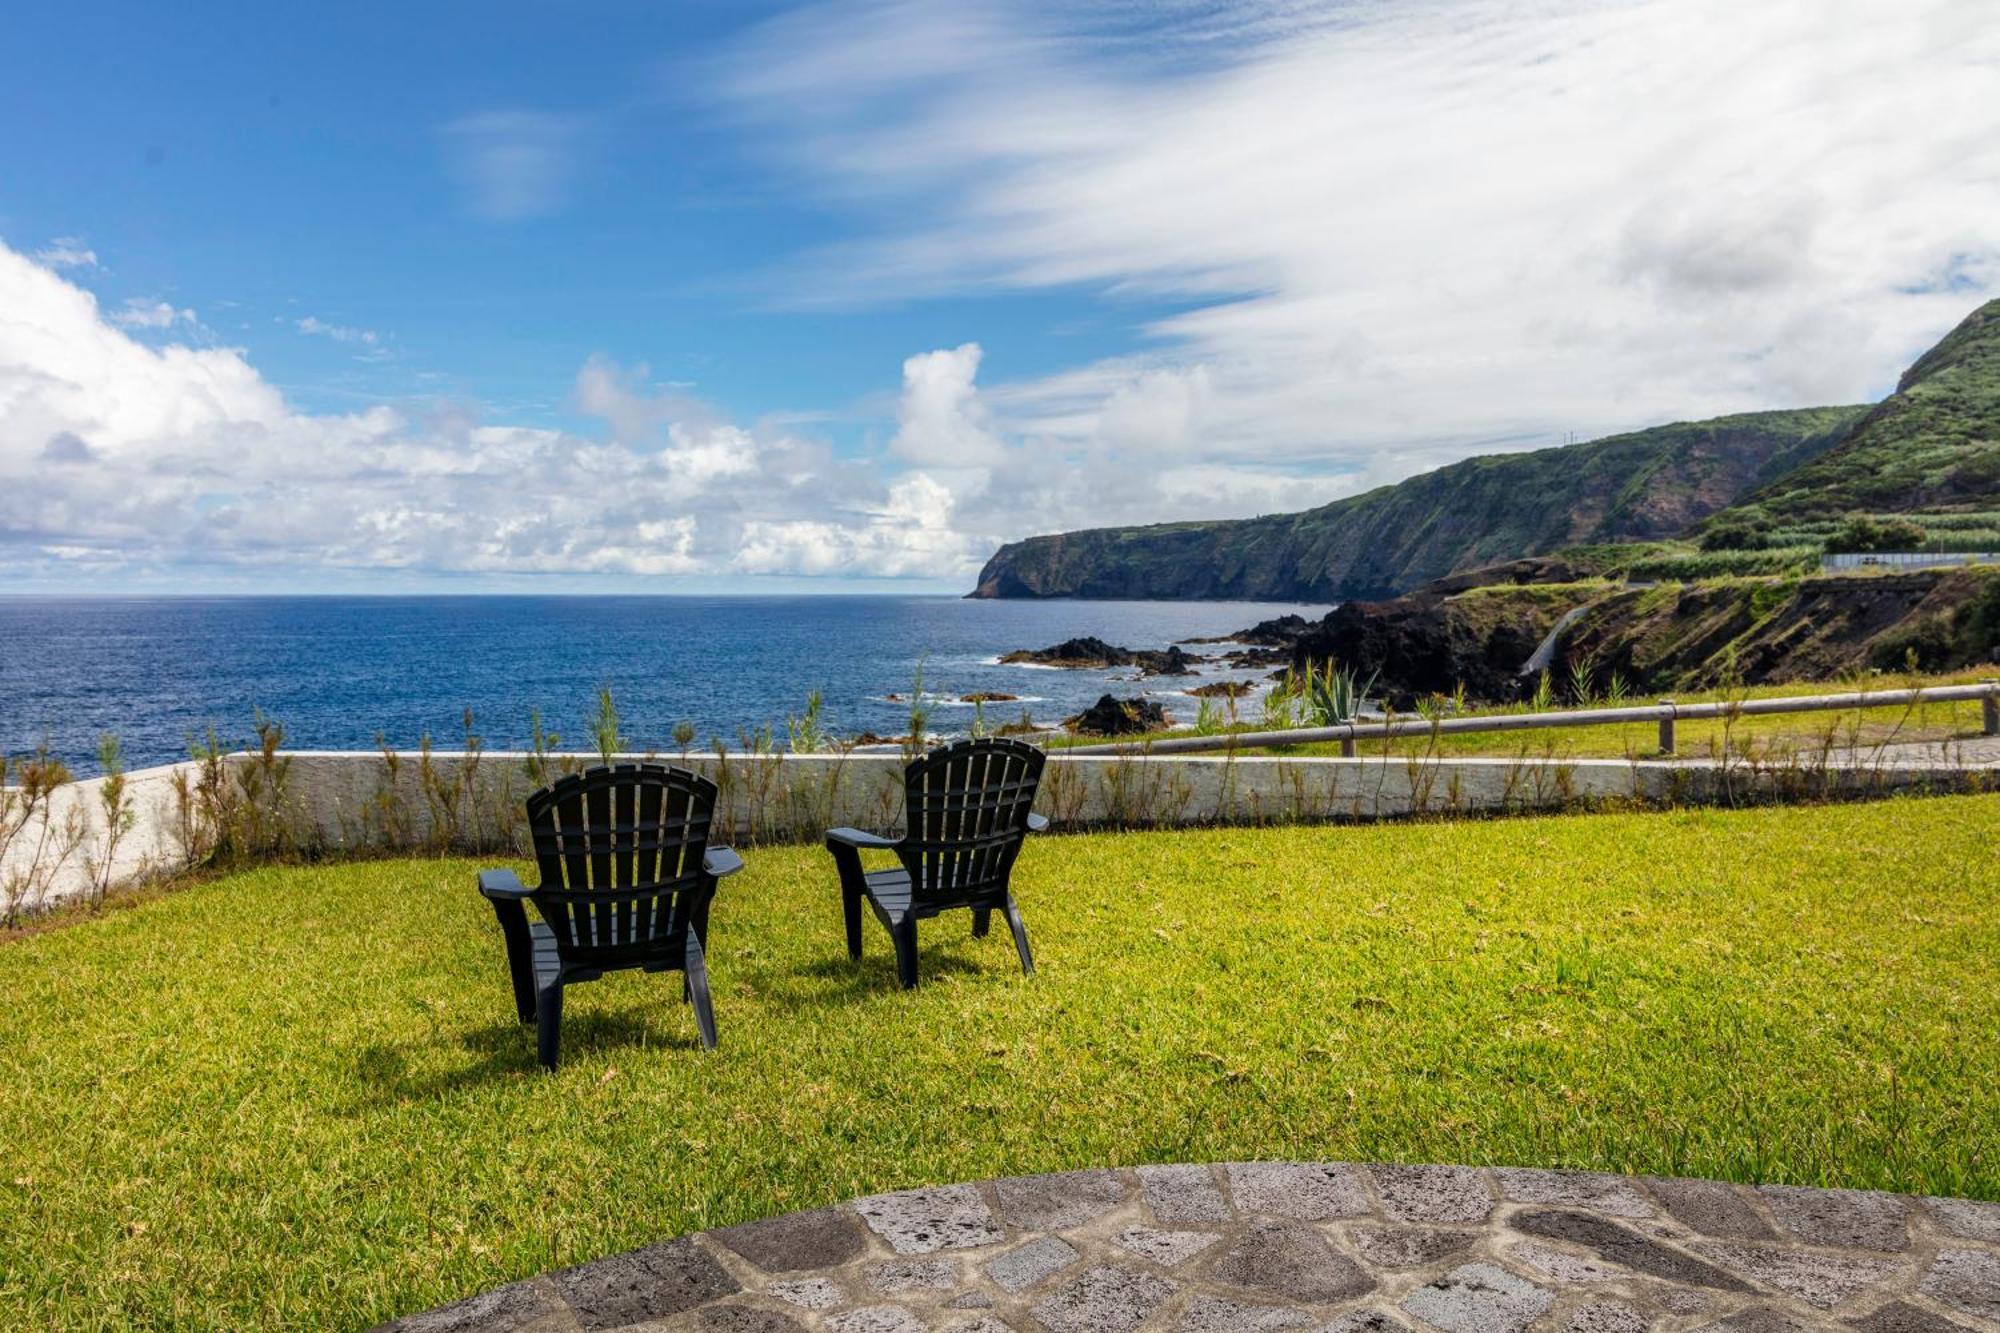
(0, 595), (1324, 772)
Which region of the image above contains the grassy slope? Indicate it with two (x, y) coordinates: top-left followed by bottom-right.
(1734, 299), (2000, 520)
(971, 407), (1864, 601)
(4, 801), (2000, 1327)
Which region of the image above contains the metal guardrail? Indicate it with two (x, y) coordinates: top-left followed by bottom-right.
(1068, 681), (2000, 757)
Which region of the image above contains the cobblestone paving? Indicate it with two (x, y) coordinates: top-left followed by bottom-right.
(378, 1166), (2000, 1333)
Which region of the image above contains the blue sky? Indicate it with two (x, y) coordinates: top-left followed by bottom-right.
(2, 0), (1996, 592)
(0, 2), (1156, 432)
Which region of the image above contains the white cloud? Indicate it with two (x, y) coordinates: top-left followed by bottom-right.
(889, 343), (1006, 466)
(110, 298), (196, 330)
(0, 240), (984, 584)
(295, 315), (379, 346)
(875, 333), (1356, 544)
(33, 237), (98, 270)
(719, 0), (2000, 480)
(440, 110), (583, 222)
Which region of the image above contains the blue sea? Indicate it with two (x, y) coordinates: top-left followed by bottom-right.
(0, 596), (1324, 772)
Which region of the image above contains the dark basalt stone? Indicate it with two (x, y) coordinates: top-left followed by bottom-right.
(1066, 694), (1169, 736)
(714, 1207), (868, 1274)
(552, 1238), (740, 1330)
(1205, 1221), (1374, 1304)
(1511, 1210), (1752, 1293)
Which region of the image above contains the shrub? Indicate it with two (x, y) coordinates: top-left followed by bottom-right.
(0, 744), (84, 925)
(1700, 517), (1773, 551)
(1827, 515), (1930, 554)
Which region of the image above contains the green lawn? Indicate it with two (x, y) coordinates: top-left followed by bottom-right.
(4, 797), (1999, 1329)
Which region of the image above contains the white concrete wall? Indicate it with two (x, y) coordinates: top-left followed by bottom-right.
(7, 747), (1989, 918)
(0, 761), (195, 920)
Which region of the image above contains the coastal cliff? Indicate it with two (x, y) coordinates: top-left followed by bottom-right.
(969, 406), (1863, 600)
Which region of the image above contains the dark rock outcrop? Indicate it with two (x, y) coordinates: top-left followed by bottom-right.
(1066, 695), (1169, 736)
(1291, 593), (1571, 706)
(1001, 638), (1196, 675)
(1185, 614), (1317, 646)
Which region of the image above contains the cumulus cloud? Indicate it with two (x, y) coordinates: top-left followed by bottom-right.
(0, 240), (980, 584)
(890, 343), (1006, 466)
(880, 339), (1354, 543)
(440, 110), (584, 222)
(718, 0), (2000, 472)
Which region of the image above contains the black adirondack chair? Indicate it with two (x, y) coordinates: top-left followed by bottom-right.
(825, 737), (1049, 989)
(477, 764), (742, 1070)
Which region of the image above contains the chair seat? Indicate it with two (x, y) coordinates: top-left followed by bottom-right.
(860, 867), (912, 921)
(862, 867), (1008, 923)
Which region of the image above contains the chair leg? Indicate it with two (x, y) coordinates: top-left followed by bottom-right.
(491, 899), (537, 1024)
(843, 883), (864, 960)
(535, 983), (565, 1072)
(891, 917), (920, 990)
(972, 908), (992, 938)
(828, 842), (866, 960)
(684, 932), (719, 1050)
(1002, 895), (1034, 977)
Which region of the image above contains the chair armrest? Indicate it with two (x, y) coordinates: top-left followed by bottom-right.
(477, 868), (533, 900)
(1026, 812), (1049, 833)
(703, 846), (745, 879)
(826, 827), (899, 850)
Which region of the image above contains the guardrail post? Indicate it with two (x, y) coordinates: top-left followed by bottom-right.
(1658, 700), (1676, 756)
(1984, 680), (1999, 737)
(1339, 725), (1357, 758)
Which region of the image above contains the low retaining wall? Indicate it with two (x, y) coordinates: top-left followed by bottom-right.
(0, 761), (198, 921)
(7, 747), (1992, 918)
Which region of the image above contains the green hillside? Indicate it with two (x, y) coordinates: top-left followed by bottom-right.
(970, 406), (1864, 601)
(1725, 298), (2000, 522)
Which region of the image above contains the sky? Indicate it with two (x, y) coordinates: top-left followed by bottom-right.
(2, 0), (1997, 594)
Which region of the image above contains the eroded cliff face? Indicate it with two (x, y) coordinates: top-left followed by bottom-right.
(1563, 568), (2000, 687)
(969, 407), (1864, 601)
(1282, 567), (2000, 704)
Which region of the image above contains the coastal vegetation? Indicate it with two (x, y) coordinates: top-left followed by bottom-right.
(3, 796), (1996, 1327)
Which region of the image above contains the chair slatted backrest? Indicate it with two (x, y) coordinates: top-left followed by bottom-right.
(526, 764), (716, 961)
(898, 738), (1046, 904)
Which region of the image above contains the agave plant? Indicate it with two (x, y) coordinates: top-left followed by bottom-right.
(1300, 659), (1379, 727)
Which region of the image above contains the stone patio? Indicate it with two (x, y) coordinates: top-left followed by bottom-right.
(377, 1165), (2000, 1333)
